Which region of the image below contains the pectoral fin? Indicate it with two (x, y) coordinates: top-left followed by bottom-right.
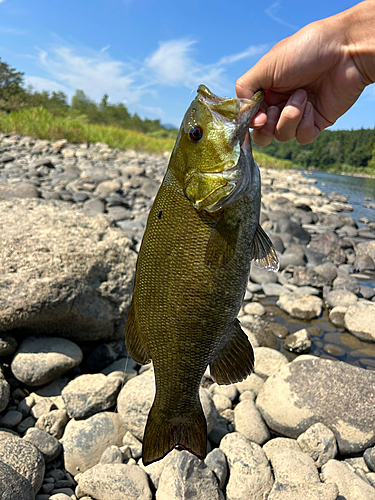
(125, 300), (151, 365)
(210, 319), (254, 384)
(205, 213), (239, 269)
(252, 225), (279, 271)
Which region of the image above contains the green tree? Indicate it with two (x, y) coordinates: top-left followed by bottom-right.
(0, 58), (26, 111)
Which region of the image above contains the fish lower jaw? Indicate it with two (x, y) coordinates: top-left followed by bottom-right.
(194, 183), (236, 213)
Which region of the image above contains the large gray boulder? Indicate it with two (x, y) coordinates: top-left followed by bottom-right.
(0, 198), (136, 340)
(256, 356), (375, 454)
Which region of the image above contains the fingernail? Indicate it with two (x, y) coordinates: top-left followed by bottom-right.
(290, 90), (306, 107)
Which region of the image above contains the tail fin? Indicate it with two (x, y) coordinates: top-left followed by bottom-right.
(142, 402), (207, 466)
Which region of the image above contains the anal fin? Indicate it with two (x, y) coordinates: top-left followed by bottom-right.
(125, 300), (151, 365)
(210, 319), (254, 385)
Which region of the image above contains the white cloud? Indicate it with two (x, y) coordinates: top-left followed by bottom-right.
(145, 39), (267, 90)
(265, 2), (299, 31)
(25, 39), (268, 122)
(25, 76), (71, 95)
(0, 26), (28, 34)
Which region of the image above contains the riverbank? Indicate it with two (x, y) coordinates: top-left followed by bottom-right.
(0, 134), (375, 500)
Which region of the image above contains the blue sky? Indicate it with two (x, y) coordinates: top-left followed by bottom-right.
(1, 0), (374, 131)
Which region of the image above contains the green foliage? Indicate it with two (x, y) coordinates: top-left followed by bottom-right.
(255, 127), (375, 176)
(0, 107), (176, 153)
(0, 58), (26, 112)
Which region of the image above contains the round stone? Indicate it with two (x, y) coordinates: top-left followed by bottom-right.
(11, 336), (83, 386)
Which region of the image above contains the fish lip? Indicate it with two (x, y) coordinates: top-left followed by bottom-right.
(237, 90), (265, 146)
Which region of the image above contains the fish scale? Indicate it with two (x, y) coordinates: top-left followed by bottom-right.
(125, 85), (278, 465)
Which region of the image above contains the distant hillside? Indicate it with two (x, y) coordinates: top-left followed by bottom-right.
(256, 128), (375, 176)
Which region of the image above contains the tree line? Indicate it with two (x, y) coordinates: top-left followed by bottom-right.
(0, 58), (177, 139)
(255, 128), (375, 174)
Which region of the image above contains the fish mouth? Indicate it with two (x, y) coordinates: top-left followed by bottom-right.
(201, 90), (264, 213)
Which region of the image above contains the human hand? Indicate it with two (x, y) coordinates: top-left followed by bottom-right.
(236, 1), (375, 146)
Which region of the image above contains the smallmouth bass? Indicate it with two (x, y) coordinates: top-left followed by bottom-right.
(125, 85), (279, 465)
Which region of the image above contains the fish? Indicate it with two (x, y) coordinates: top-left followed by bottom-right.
(125, 84), (279, 466)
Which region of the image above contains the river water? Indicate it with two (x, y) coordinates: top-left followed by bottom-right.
(260, 169), (375, 369)
(301, 169), (375, 225)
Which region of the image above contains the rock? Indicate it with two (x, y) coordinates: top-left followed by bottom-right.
(253, 347), (289, 379)
(355, 240), (375, 263)
(250, 266), (278, 284)
(30, 398), (56, 419)
(321, 459), (375, 500)
(262, 283), (289, 296)
(256, 356), (375, 454)
(61, 373), (122, 418)
(243, 302), (266, 316)
(275, 218), (311, 244)
(329, 306), (348, 327)
(235, 372), (264, 395)
(234, 399), (270, 445)
(212, 393), (232, 412)
(359, 285), (375, 300)
(0, 334), (18, 356)
(308, 232), (346, 264)
(278, 245), (306, 270)
(364, 447), (375, 472)
(0, 460), (34, 500)
(0, 198), (136, 340)
(204, 448), (228, 490)
(95, 180), (122, 197)
(354, 254), (375, 271)
(296, 422), (337, 467)
(293, 266), (331, 287)
(99, 445), (124, 464)
(284, 329), (312, 353)
(83, 198), (105, 213)
(84, 340), (126, 372)
(0, 373), (10, 413)
(117, 369), (217, 441)
(138, 449), (180, 490)
(0, 434), (45, 495)
(345, 300), (375, 342)
(61, 411), (126, 474)
(76, 463), (152, 500)
(35, 409), (69, 439)
(122, 431), (142, 460)
(267, 449), (338, 500)
(313, 262), (338, 283)
(156, 450), (224, 499)
(0, 181), (40, 199)
(262, 437), (301, 461)
(11, 336), (82, 386)
(23, 428), (62, 463)
(332, 273), (360, 293)
(0, 410), (22, 429)
(325, 289), (358, 308)
(220, 432), (273, 500)
(277, 292), (323, 320)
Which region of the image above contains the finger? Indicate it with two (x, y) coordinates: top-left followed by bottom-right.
(250, 108), (267, 129)
(252, 106), (281, 147)
(275, 89), (307, 142)
(296, 101), (321, 144)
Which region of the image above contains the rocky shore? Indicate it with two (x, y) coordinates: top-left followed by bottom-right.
(0, 133), (375, 500)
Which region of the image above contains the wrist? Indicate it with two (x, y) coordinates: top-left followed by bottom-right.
(339, 0), (375, 85)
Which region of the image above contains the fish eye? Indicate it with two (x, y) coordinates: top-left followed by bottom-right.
(189, 126), (203, 143)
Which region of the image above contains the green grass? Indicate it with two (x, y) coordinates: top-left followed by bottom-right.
(0, 107), (308, 172)
(0, 107), (176, 154)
